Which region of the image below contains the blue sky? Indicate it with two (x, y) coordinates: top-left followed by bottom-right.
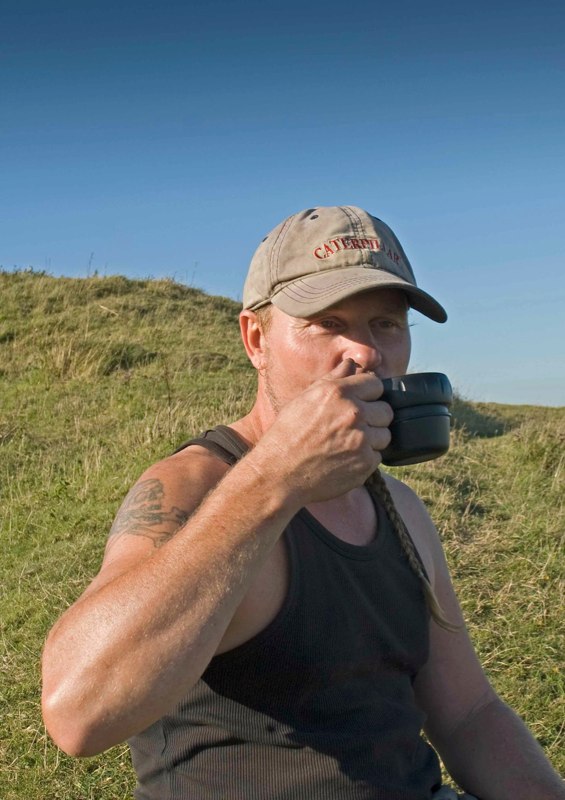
(2, 0), (564, 405)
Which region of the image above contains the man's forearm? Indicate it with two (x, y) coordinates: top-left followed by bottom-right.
(434, 696), (564, 800)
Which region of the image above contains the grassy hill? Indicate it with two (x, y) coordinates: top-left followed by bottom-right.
(1, 270), (563, 798)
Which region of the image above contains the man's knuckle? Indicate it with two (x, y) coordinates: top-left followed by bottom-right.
(376, 428), (392, 450)
(319, 380), (342, 401)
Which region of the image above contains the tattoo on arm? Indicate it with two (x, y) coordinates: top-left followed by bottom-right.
(109, 478), (189, 548)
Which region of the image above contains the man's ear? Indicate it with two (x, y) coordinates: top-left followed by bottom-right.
(239, 310), (268, 370)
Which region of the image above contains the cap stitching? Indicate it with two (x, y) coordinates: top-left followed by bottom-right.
(342, 205), (366, 241)
(278, 279), (438, 318)
(284, 273), (410, 299)
(268, 215), (296, 295)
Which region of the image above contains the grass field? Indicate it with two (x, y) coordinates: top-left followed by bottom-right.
(1, 270), (563, 798)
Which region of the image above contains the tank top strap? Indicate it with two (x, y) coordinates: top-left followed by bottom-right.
(173, 425), (249, 466)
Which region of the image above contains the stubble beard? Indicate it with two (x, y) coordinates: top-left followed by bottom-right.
(263, 364), (282, 415)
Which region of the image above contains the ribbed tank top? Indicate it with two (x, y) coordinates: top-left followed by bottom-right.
(128, 427), (442, 799)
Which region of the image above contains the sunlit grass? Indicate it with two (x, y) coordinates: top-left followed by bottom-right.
(1, 270), (563, 797)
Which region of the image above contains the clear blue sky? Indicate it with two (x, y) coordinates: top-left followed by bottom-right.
(2, 0), (564, 405)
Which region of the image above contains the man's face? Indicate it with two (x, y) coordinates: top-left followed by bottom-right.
(260, 288), (411, 413)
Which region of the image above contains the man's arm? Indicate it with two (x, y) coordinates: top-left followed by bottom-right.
(42, 447), (299, 756)
(430, 694), (565, 800)
(387, 478), (565, 800)
(41, 362), (392, 757)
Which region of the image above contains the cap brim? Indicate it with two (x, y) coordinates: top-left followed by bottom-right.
(270, 266), (447, 323)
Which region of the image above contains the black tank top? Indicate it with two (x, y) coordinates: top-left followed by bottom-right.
(129, 427), (442, 799)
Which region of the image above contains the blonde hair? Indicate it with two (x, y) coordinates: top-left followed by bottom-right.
(254, 303), (273, 333)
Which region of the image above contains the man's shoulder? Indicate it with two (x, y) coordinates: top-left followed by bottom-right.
(124, 422), (252, 531)
(380, 470), (444, 587)
(148, 440), (233, 497)
(381, 470), (426, 515)
(96, 441), (233, 572)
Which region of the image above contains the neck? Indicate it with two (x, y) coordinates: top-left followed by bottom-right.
(229, 385), (279, 447)
(307, 487), (377, 546)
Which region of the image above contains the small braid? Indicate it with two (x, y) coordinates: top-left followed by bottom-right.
(366, 469), (459, 632)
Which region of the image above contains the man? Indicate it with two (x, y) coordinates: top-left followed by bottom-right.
(42, 206), (564, 799)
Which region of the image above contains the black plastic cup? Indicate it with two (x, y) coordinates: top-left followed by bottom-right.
(380, 373), (453, 467)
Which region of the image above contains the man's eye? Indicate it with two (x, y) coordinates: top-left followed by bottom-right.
(374, 319), (404, 331)
(318, 319), (340, 330)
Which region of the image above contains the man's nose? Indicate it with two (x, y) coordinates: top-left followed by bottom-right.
(342, 340), (382, 372)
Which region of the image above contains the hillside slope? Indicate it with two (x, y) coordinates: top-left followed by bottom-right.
(1, 270), (563, 798)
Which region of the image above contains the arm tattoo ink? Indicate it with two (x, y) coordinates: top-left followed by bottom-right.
(109, 478), (189, 548)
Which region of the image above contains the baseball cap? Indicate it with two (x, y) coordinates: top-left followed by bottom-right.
(242, 205), (447, 323)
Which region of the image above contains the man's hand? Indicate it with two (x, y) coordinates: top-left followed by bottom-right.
(249, 359), (393, 505)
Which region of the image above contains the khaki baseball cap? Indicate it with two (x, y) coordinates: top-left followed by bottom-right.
(242, 205), (447, 323)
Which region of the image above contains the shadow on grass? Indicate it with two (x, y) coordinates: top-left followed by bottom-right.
(451, 396), (517, 438)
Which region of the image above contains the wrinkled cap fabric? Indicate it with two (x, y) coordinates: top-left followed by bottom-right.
(242, 205), (447, 323)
